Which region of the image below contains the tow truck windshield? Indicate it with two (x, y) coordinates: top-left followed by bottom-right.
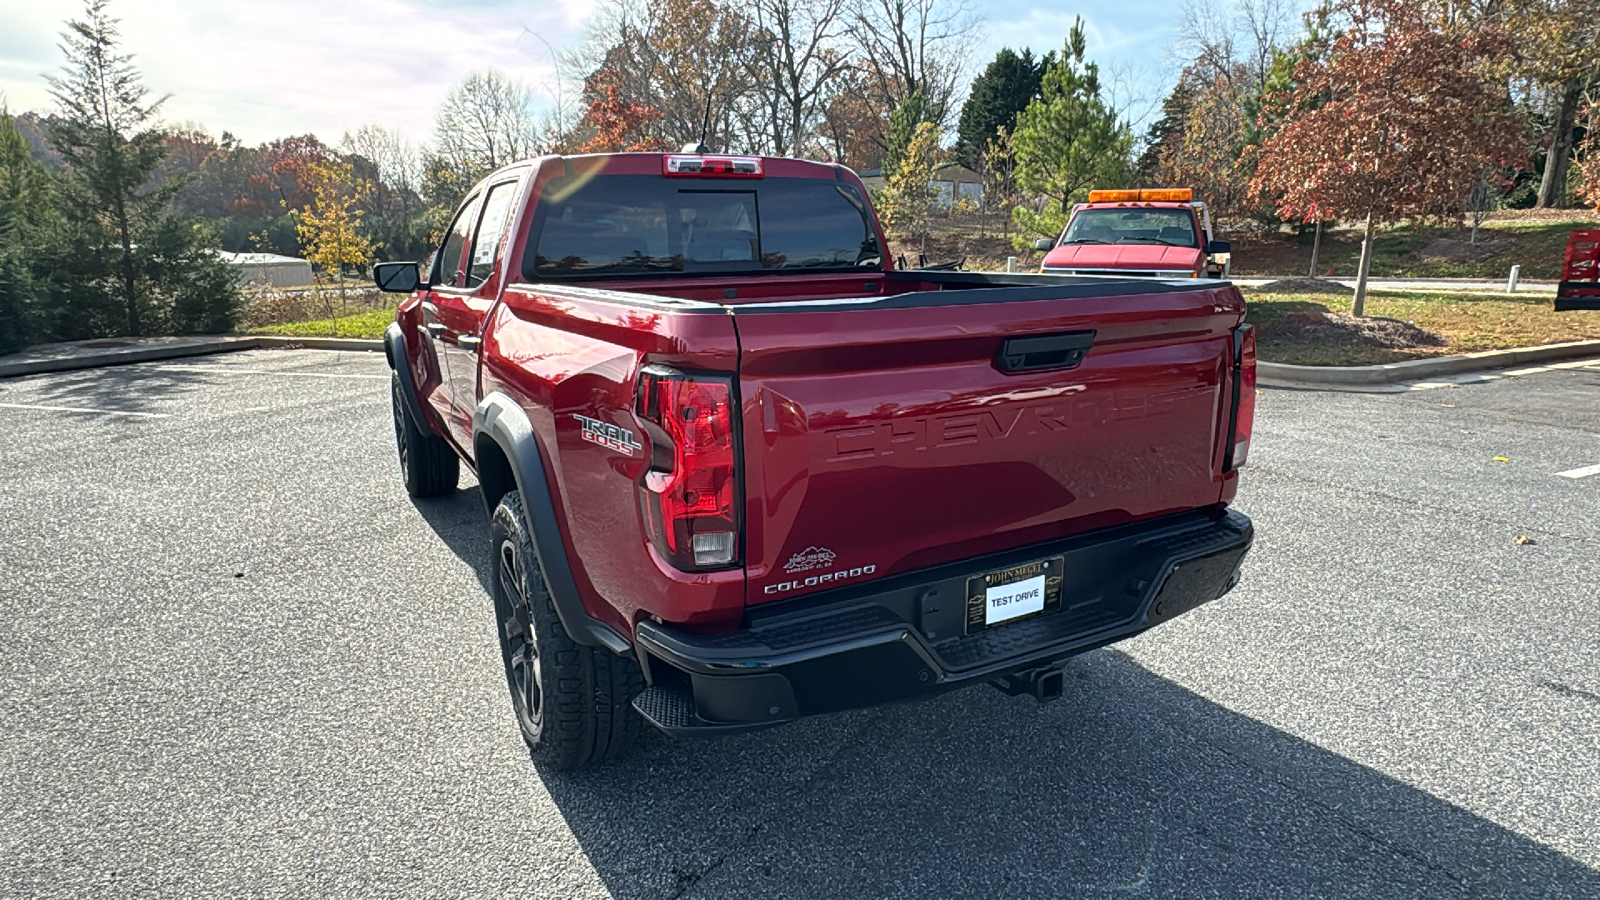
(1060, 208), (1198, 248)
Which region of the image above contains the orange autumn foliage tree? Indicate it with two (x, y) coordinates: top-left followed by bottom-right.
(1579, 104), (1600, 211)
(1249, 0), (1525, 315)
(575, 71), (667, 153)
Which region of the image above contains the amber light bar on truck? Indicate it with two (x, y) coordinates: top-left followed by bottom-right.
(636, 366), (741, 570)
(1087, 188), (1193, 203)
(663, 155), (764, 177)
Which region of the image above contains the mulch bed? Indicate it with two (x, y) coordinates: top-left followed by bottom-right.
(1259, 310), (1446, 354)
(1251, 277), (1353, 295)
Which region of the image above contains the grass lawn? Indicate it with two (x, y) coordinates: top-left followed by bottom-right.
(933, 213), (1600, 280)
(251, 303), (397, 339)
(1245, 288), (1600, 366)
(1231, 220), (1598, 280)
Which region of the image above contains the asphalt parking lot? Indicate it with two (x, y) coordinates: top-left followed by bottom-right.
(1, 349), (1597, 899)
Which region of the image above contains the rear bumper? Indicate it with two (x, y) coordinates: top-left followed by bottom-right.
(631, 507), (1253, 736)
(1555, 281), (1600, 311)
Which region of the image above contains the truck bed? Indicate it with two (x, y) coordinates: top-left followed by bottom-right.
(483, 269), (1246, 615)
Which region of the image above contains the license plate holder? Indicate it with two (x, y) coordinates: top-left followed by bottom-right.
(965, 557), (1065, 634)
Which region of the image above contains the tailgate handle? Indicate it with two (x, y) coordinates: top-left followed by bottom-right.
(995, 331), (1096, 374)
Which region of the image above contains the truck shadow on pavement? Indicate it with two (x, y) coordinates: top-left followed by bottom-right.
(539, 654), (1599, 900)
(409, 484), (495, 595)
(412, 489), (1599, 900)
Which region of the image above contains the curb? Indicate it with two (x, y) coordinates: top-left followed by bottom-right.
(0, 336), (262, 378)
(252, 336), (384, 353)
(0, 335), (383, 379)
(1236, 276), (1558, 287)
(1259, 339), (1600, 388)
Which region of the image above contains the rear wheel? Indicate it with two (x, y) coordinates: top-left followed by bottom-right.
(390, 373), (458, 498)
(489, 490), (643, 769)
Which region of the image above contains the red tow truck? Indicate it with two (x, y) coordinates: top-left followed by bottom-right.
(374, 151), (1256, 769)
(1035, 188), (1232, 279)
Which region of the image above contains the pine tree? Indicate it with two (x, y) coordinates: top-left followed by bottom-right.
(1137, 80), (1197, 185)
(882, 91), (930, 180)
(1009, 19), (1133, 247)
(46, 0), (240, 337)
(955, 48), (1051, 168)
(0, 108), (57, 354)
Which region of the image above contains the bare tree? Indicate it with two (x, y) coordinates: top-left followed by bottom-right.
(1238, 0), (1296, 87)
(812, 65), (885, 167)
(748, 0), (850, 156)
(569, 0), (759, 152)
(520, 29), (579, 151)
(1171, 0), (1295, 87)
(1170, 0), (1235, 80)
(342, 124), (422, 252)
(847, 0), (983, 127)
(1099, 59), (1162, 137)
(433, 69), (541, 175)
(343, 125), (420, 197)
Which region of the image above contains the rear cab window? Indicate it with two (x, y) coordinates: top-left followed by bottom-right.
(524, 175), (881, 279)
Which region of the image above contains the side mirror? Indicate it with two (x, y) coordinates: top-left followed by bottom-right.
(1207, 240), (1232, 255)
(373, 261), (421, 293)
(1033, 238), (1055, 252)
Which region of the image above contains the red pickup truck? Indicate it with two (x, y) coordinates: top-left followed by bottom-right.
(375, 151), (1256, 769)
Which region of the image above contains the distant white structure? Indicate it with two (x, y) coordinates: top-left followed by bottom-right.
(220, 252), (315, 289)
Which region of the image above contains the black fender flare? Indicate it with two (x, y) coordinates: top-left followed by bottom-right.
(474, 391), (631, 654)
(383, 322), (431, 433)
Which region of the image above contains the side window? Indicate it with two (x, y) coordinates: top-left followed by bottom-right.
(466, 181), (519, 288)
(431, 194), (481, 288)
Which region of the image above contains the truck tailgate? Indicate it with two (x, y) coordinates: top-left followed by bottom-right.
(732, 283), (1243, 604)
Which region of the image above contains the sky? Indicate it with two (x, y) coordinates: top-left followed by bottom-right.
(0, 0), (1230, 149)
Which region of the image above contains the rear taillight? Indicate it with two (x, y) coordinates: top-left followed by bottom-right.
(663, 155), (763, 177)
(1225, 325), (1256, 470)
(636, 366), (740, 570)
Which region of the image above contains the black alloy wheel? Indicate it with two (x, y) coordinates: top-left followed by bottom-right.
(497, 533), (543, 735)
(487, 490), (645, 769)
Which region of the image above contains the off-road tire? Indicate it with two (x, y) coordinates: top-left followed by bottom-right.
(490, 490), (644, 769)
(390, 373), (458, 498)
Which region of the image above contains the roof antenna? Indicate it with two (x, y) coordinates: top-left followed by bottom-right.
(682, 141), (711, 154)
(696, 95), (714, 153)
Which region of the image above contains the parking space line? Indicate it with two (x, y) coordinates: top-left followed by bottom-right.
(1556, 463), (1600, 480)
(0, 401), (169, 418)
(1405, 359), (1600, 391)
(154, 365), (387, 380)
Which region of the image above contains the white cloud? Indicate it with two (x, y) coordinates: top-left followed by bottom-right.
(0, 0), (591, 145)
(2, 0), (1318, 151)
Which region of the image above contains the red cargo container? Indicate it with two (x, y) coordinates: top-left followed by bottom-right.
(1556, 229), (1600, 311)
